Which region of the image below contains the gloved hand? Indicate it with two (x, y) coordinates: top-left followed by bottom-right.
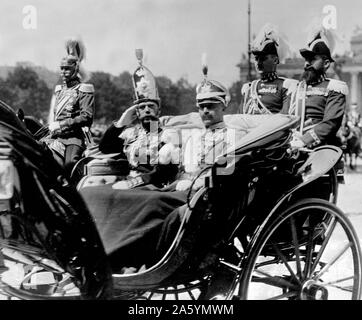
(175, 179), (192, 191)
(158, 143), (180, 165)
(290, 136), (306, 149)
(112, 176), (144, 190)
(48, 121), (61, 133)
(175, 178), (204, 192)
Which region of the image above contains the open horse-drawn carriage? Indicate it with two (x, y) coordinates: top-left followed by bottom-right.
(0, 99), (361, 300)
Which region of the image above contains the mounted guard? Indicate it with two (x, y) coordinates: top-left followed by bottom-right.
(47, 38), (95, 179)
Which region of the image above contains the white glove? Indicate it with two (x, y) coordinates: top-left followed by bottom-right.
(290, 137), (306, 149)
(112, 180), (132, 190)
(112, 176), (143, 190)
(175, 180), (192, 191)
(158, 143), (180, 165)
(175, 178), (205, 192)
(48, 121), (61, 132)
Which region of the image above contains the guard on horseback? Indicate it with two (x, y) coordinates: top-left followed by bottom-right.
(241, 24), (298, 115)
(47, 38), (95, 179)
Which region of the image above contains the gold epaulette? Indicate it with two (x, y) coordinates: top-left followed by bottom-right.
(282, 78), (299, 95)
(241, 82), (251, 96)
(54, 85), (62, 93)
(327, 79), (349, 95)
(79, 83), (95, 93)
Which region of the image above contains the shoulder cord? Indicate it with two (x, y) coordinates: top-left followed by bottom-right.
(244, 80), (272, 115)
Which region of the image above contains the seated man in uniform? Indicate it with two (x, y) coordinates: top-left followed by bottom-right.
(290, 26), (348, 149)
(241, 24), (298, 115)
(80, 58), (289, 273)
(79, 58), (247, 271)
(81, 49), (178, 189)
(154, 65), (247, 258)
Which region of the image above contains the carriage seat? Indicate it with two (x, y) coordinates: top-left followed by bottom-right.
(222, 114), (299, 156)
(162, 112), (299, 159)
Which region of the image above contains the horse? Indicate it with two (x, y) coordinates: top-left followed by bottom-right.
(340, 122), (362, 170)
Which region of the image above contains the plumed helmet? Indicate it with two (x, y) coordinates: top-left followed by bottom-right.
(251, 23), (293, 63)
(196, 53), (230, 107)
(132, 49), (160, 106)
(60, 38), (86, 78)
(300, 24), (337, 62)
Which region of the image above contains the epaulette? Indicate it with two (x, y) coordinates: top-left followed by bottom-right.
(54, 85), (62, 93)
(282, 78), (299, 95)
(241, 83), (251, 96)
(326, 79), (349, 95)
(79, 83), (95, 93)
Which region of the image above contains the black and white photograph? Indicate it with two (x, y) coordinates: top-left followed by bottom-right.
(1, 0), (362, 308)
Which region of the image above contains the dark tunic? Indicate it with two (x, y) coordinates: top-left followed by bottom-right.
(241, 73), (298, 114)
(300, 78), (348, 147)
(52, 80), (95, 147)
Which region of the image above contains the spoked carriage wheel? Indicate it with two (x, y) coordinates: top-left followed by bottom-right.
(0, 249), (81, 300)
(239, 198), (362, 300)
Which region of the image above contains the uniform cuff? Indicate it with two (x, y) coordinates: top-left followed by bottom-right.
(59, 119), (71, 130)
(301, 129), (321, 147)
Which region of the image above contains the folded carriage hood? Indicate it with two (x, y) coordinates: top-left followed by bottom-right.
(0, 101), (113, 299)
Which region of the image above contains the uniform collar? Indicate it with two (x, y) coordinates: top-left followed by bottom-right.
(307, 74), (326, 86)
(63, 78), (81, 89)
(206, 121), (226, 131)
(260, 72), (278, 82)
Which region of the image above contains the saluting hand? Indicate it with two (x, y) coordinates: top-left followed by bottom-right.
(115, 105), (138, 128)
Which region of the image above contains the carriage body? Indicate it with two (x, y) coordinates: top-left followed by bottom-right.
(0, 101), (361, 300)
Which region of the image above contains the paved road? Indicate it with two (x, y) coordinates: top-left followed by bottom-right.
(337, 159), (362, 239)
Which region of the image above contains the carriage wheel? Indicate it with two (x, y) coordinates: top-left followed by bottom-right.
(0, 248), (211, 300)
(238, 198), (362, 300)
(0, 249), (81, 300)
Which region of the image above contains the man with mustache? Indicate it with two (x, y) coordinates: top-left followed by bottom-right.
(47, 39), (95, 179)
(175, 74), (238, 191)
(290, 27), (348, 149)
(241, 24), (298, 115)
(97, 50), (178, 189)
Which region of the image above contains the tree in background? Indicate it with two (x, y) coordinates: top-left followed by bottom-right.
(0, 64), (242, 127)
(4, 64), (52, 121)
(88, 71), (132, 124)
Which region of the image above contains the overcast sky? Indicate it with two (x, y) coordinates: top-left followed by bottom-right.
(0, 0), (361, 87)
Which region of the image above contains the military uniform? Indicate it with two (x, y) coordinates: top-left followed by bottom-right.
(294, 27), (349, 149)
(242, 24), (297, 115)
(299, 77), (348, 148)
(52, 81), (95, 147)
(99, 118), (169, 171)
(98, 49), (178, 188)
(241, 73), (298, 114)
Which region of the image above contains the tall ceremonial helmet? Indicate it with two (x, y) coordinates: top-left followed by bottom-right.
(60, 38), (86, 79)
(299, 24), (336, 62)
(251, 23), (293, 63)
(196, 53), (230, 107)
(132, 49), (160, 106)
